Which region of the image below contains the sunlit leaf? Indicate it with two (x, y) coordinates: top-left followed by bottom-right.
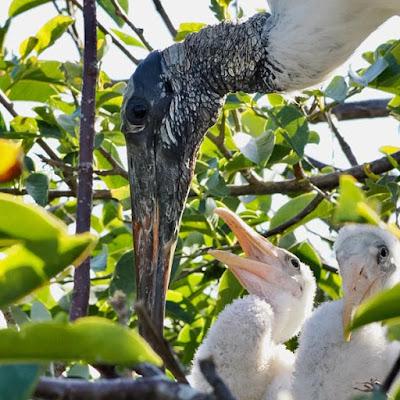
(0, 194), (97, 308)
(35, 15), (74, 55)
(0, 317), (161, 366)
(175, 22), (206, 41)
(8, 0), (50, 17)
(349, 284), (400, 333)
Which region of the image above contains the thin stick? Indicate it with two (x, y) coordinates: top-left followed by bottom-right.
(68, 0), (140, 65)
(381, 352), (400, 394)
(109, 0), (153, 51)
(151, 0), (177, 37)
(263, 193), (325, 238)
(199, 358), (236, 400)
(134, 303), (188, 384)
(69, 0), (98, 321)
(325, 111), (358, 166)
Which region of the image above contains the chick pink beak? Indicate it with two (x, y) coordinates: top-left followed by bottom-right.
(209, 208), (301, 297)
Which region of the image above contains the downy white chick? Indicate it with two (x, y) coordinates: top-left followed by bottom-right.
(189, 208), (316, 400)
(292, 224), (400, 400)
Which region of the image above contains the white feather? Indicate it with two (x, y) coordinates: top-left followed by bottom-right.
(264, 0), (400, 89)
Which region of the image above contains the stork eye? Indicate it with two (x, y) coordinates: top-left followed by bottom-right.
(290, 258), (300, 270)
(126, 99), (149, 126)
(377, 245), (389, 264)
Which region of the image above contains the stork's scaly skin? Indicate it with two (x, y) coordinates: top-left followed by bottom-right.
(292, 225), (400, 400)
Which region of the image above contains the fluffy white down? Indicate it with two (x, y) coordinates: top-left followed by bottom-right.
(292, 300), (398, 400)
(189, 295), (294, 400)
(265, 0), (400, 90)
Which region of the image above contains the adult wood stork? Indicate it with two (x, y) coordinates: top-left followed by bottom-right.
(292, 224), (400, 400)
(189, 208), (316, 400)
(121, 1), (400, 338)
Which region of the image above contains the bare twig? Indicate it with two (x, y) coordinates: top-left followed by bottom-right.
(229, 151), (400, 196)
(325, 111), (358, 166)
(134, 303), (188, 384)
(68, 0), (140, 64)
(34, 376), (211, 400)
(133, 363), (164, 378)
(52, 0), (83, 56)
(151, 0), (177, 37)
(98, 147), (129, 179)
(381, 352), (400, 394)
(263, 193), (325, 238)
(309, 99), (391, 123)
(0, 188), (112, 200)
(109, 0), (153, 51)
(70, 0), (98, 321)
(199, 358), (236, 400)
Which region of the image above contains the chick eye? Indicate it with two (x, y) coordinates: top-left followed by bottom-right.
(291, 258), (300, 270)
(377, 245), (389, 264)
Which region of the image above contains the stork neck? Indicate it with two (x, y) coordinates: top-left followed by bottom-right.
(162, 13), (282, 98)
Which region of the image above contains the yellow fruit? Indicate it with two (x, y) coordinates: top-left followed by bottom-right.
(0, 139), (23, 182)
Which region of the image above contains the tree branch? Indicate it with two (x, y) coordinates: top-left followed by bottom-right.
(98, 147), (129, 179)
(325, 111), (358, 166)
(310, 99), (390, 123)
(199, 359), (236, 400)
(151, 0), (177, 37)
(68, 0), (140, 64)
(70, 0), (98, 321)
(134, 303), (188, 384)
(109, 0), (153, 51)
(228, 151), (400, 196)
(381, 352), (400, 394)
(262, 193), (325, 238)
(0, 188), (112, 200)
(34, 377), (212, 400)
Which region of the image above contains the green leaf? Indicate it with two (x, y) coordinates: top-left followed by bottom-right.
(325, 76), (348, 103)
(109, 250), (136, 302)
(349, 283), (400, 333)
(35, 16), (74, 55)
(0, 193), (97, 308)
(0, 317), (161, 366)
(175, 22), (206, 41)
(25, 173), (49, 206)
(110, 29), (144, 48)
(206, 172), (229, 197)
(19, 36), (38, 59)
(8, 0), (50, 17)
(274, 105), (310, 157)
(0, 364), (41, 400)
(270, 193), (332, 232)
(234, 130), (275, 165)
(214, 269), (243, 316)
(97, 0), (129, 27)
(334, 175), (366, 223)
(241, 110), (267, 136)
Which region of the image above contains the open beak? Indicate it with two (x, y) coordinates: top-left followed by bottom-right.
(209, 208), (301, 298)
(342, 260), (381, 341)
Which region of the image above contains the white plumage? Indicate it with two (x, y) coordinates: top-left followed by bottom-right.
(292, 224), (400, 400)
(265, 0), (400, 89)
(189, 209), (316, 400)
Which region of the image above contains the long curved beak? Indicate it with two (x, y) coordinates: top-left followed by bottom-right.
(209, 208), (301, 297)
(342, 259), (381, 341)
